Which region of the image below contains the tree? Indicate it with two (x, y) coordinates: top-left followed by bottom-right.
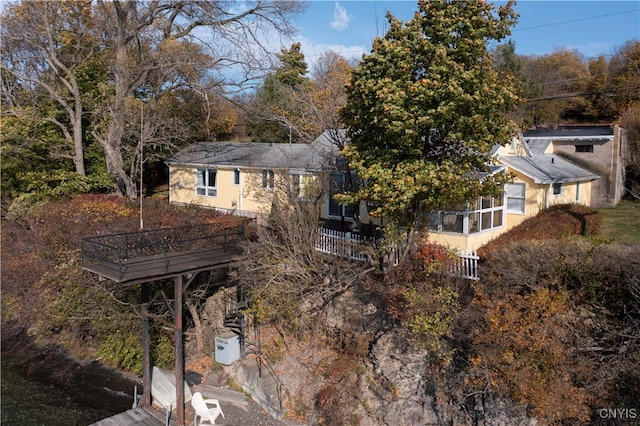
(519, 49), (592, 124)
(1, 1), (97, 177)
(339, 0), (519, 230)
(310, 51), (355, 146)
(246, 47), (355, 145)
(3, 1), (304, 201)
(609, 41), (640, 197)
(246, 43), (312, 143)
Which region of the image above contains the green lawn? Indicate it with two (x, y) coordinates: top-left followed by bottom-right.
(598, 200), (640, 244)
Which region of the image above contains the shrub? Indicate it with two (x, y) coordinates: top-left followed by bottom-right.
(383, 239), (459, 364)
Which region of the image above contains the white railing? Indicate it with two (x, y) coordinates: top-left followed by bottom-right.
(315, 228), (479, 280)
(315, 228), (373, 262)
(450, 249), (480, 281)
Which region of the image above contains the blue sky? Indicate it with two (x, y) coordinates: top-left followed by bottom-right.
(290, 1), (640, 63)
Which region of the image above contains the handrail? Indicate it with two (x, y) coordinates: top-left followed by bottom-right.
(81, 223), (246, 281)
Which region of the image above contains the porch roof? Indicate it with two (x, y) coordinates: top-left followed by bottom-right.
(499, 154), (600, 184)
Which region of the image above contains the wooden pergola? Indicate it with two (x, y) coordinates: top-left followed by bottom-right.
(81, 223), (247, 426)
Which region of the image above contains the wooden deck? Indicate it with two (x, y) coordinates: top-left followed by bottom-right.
(81, 224), (245, 285)
(82, 245), (239, 285)
(90, 407), (174, 426)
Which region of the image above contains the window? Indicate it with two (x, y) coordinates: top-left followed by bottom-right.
(262, 169), (274, 189)
(290, 173), (314, 200)
(234, 169), (240, 185)
(506, 183), (525, 214)
(553, 182), (562, 195)
(470, 195), (503, 233)
(328, 173), (357, 218)
(196, 168), (217, 197)
(576, 181), (580, 201)
(575, 145), (594, 153)
(427, 194), (504, 234)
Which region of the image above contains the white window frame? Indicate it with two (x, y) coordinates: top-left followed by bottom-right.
(262, 169), (274, 190)
(290, 172), (314, 201)
(506, 183), (526, 214)
(427, 193), (505, 235)
(196, 168), (217, 197)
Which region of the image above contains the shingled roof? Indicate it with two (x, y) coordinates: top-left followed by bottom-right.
(167, 139), (337, 171)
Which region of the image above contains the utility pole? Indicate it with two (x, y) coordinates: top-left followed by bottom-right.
(139, 101), (144, 230)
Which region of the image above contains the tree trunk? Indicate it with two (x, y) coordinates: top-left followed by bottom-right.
(186, 301), (205, 356)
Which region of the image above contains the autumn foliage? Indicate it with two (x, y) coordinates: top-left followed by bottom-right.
(462, 207), (640, 424)
(1, 195), (245, 371)
(380, 239), (460, 363)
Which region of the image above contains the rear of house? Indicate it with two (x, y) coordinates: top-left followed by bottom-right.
(166, 127), (619, 252)
(167, 137), (337, 223)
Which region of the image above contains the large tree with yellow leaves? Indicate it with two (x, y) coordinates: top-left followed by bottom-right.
(340, 0), (520, 229)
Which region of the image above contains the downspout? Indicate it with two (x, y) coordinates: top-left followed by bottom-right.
(238, 168), (243, 213)
(546, 183), (552, 208)
(168, 166), (172, 204)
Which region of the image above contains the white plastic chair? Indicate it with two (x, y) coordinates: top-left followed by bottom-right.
(191, 391), (225, 425)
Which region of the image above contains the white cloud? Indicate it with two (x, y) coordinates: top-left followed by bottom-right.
(291, 34), (367, 65)
(330, 2), (352, 31)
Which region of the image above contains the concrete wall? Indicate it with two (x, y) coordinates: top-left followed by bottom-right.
(552, 125), (626, 207)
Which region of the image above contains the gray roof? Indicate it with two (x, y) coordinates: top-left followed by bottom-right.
(524, 125), (614, 138)
(499, 153), (599, 184)
(167, 139), (338, 171)
(525, 138), (553, 155)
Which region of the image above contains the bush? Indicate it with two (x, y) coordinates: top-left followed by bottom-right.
(478, 203), (601, 259)
(467, 238), (640, 424)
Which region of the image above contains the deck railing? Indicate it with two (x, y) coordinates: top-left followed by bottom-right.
(315, 228), (480, 280)
(81, 224), (245, 279)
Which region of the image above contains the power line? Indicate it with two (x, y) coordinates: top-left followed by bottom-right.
(514, 9), (640, 31)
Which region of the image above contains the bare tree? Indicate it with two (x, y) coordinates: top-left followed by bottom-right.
(233, 170), (373, 329)
(93, 0), (305, 199)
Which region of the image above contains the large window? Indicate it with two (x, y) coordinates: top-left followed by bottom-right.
(427, 194), (504, 234)
(506, 183), (525, 214)
(328, 173), (357, 218)
(196, 168), (217, 197)
(262, 169), (274, 189)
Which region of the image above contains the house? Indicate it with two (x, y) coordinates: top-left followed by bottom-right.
(167, 127), (620, 251)
(423, 132), (604, 250)
(522, 125), (626, 208)
(166, 133), (340, 223)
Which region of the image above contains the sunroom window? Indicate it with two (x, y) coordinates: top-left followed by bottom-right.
(427, 194), (504, 234)
(196, 168), (217, 197)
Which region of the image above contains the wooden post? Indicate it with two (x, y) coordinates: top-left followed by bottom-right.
(141, 282), (151, 407)
(175, 275), (184, 426)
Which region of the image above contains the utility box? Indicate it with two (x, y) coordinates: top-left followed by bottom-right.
(215, 334), (240, 365)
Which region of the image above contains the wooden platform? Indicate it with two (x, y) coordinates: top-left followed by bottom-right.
(82, 246), (239, 285)
(90, 407), (174, 426)
(81, 224), (245, 285)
